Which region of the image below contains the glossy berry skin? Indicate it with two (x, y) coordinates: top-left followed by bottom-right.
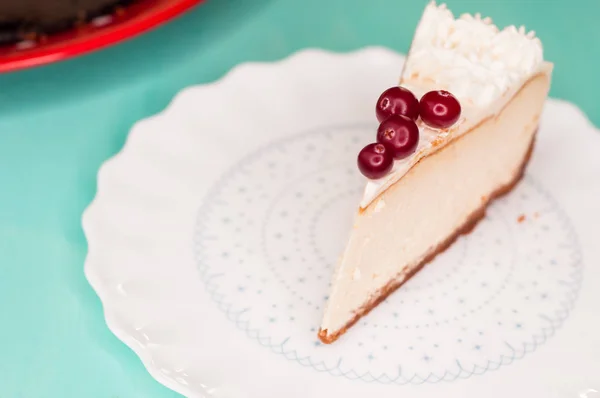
(376, 115), (420, 159)
(357, 143), (394, 179)
(376, 86), (420, 122)
(419, 90), (461, 129)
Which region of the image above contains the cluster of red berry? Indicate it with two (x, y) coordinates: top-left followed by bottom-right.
(357, 86), (462, 179)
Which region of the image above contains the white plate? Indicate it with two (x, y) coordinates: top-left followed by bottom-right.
(83, 48), (600, 398)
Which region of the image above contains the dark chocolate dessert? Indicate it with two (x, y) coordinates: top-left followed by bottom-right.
(0, 0), (136, 44)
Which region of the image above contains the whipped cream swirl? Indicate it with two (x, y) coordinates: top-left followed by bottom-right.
(360, 1), (545, 209)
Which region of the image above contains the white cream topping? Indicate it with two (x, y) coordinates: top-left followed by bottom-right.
(360, 1), (545, 209)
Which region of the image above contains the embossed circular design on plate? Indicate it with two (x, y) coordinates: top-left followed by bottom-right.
(194, 123), (583, 384)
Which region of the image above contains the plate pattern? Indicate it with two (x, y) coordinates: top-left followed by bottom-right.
(193, 123), (582, 384)
(84, 48), (599, 397)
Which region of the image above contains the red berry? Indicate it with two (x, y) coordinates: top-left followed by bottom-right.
(376, 115), (419, 159)
(376, 86), (420, 122)
(419, 90), (461, 129)
(357, 143), (394, 179)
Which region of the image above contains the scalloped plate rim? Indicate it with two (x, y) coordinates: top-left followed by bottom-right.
(82, 46), (600, 398)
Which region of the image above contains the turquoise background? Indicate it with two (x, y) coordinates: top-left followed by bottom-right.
(0, 0), (597, 397)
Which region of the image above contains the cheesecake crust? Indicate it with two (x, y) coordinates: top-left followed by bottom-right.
(318, 133), (537, 344)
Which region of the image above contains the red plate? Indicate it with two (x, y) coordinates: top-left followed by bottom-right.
(0, 0), (204, 73)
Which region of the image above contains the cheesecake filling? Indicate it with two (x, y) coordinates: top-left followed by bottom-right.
(360, 1), (545, 209)
(321, 1), (554, 342)
(321, 71), (551, 338)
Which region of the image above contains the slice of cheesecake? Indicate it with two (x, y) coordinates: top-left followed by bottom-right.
(319, 2), (553, 344)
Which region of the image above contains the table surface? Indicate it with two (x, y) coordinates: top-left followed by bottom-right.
(0, 0), (597, 397)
